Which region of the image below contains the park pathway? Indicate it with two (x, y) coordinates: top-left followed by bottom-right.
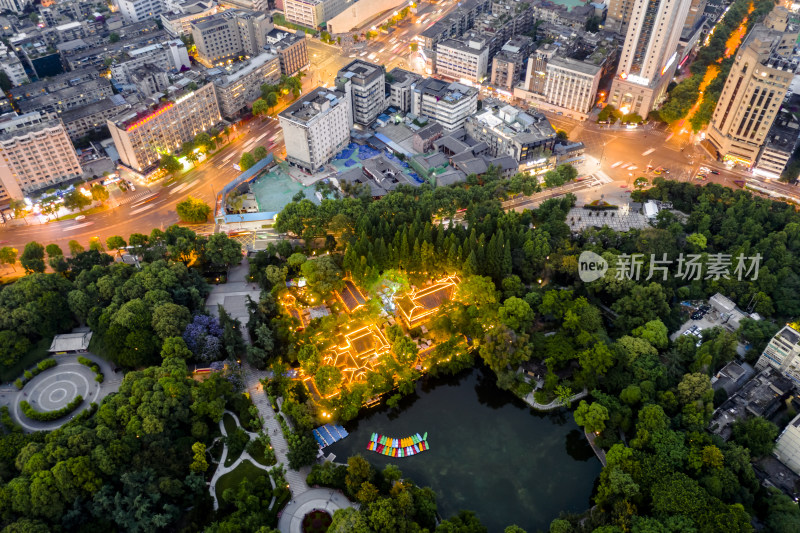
(522, 388), (589, 411)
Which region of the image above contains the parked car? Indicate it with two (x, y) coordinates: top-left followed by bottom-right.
(75, 215), (86, 221)
(710, 170), (720, 175)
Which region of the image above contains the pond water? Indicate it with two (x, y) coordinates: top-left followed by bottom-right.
(326, 367), (602, 532)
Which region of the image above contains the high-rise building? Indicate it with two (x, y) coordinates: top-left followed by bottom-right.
(265, 29), (309, 76)
(542, 57), (602, 115)
(411, 78), (478, 132)
(0, 0), (32, 15)
(0, 112), (82, 203)
(683, 0), (707, 31)
(279, 86), (351, 172)
(608, 0), (692, 117)
(386, 68), (422, 113)
(605, 0), (635, 34)
(755, 325), (800, 386)
(335, 60), (386, 127)
(108, 82), (221, 173)
(707, 22), (798, 167)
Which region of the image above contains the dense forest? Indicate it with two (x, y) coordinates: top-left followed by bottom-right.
(3, 170), (800, 531)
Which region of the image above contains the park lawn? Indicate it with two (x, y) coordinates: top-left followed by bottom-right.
(249, 439), (277, 467)
(0, 338), (51, 383)
(222, 412), (238, 436)
(215, 460), (269, 503)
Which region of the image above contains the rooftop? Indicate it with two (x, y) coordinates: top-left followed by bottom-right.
(549, 55), (602, 76)
(388, 67), (422, 87)
(280, 87), (346, 124)
(60, 94), (130, 123)
(211, 52), (278, 87)
(414, 78), (478, 104)
(337, 59), (384, 85)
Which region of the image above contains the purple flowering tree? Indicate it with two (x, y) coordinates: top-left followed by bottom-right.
(183, 314), (224, 363)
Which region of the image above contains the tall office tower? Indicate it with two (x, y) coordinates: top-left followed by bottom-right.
(683, 0), (707, 31)
(605, 0), (636, 34)
(608, 0), (692, 118)
(707, 21), (798, 167)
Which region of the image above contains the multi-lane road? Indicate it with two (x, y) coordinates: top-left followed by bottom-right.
(2, 0), (799, 257)
(0, 117), (285, 253)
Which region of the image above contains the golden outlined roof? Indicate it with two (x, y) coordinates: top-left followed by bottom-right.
(396, 275), (460, 327)
(336, 280), (367, 313)
(322, 323), (390, 386)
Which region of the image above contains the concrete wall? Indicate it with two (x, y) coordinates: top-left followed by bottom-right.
(327, 0), (406, 34)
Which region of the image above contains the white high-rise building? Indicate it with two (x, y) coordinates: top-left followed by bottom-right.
(335, 60), (386, 127)
(410, 78), (478, 132)
(775, 413), (800, 476)
(0, 0), (31, 15)
(755, 325), (800, 387)
(279, 87), (351, 173)
(608, 0), (692, 117)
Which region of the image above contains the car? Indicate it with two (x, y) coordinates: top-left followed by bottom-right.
(710, 170), (720, 175)
(75, 215), (86, 221)
(126, 180), (136, 191)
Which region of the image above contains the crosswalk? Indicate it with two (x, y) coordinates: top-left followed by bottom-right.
(115, 190), (154, 206)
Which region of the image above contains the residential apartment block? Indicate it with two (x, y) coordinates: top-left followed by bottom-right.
(191, 9), (272, 67)
(490, 35), (533, 91)
(109, 39), (190, 84)
(411, 78), (478, 132)
(707, 21), (798, 167)
(0, 112), (82, 203)
(755, 325), (800, 386)
(118, 0), (166, 24)
(335, 60), (386, 127)
(541, 57), (601, 115)
(435, 38), (489, 83)
(386, 68), (422, 113)
(212, 51), (281, 118)
(108, 82), (221, 173)
(161, 0), (220, 37)
(279, 86), (351, 172)
(265, 29), (309, 76)
(60, 95), (134, 141)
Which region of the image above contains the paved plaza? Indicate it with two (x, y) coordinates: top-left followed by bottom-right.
(0, 353), (121, 432)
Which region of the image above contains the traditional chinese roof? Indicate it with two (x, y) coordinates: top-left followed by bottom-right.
(336, 280), (367, 313)
(322, 324), (390, 387)
(396, 275), (460, 328)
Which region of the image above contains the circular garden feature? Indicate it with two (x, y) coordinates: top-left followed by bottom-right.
(301, 510), (332, 533)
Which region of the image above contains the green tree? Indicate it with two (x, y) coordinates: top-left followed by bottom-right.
(20, 241), (45, 273)
(109, 32), (120, 42)
(0, 70), (12, 91)
(63, 190), (91, 212)
(105, 236), (127, 254)
(252, 98), (269, 117)
(151, 302), (192, 340)
(265, 91), (278, 111)
(731, 417), (779, 457)
(253, 145), (268, 162)
(0, 246), (18, 271)
(300, 256), (344, 294)
(205, 233), (242, 268)
(240, 152), (256, 171)
(68, 240), (84, 256)
(315, 365), (343, 396)
(190, 442), (209, 473)
(176, 196), (211, 224)
(573, 400), (609, 433)
(159, 155), (182, 175)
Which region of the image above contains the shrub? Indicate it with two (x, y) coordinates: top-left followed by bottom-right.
(95, 374), (104, 383)
(77, 356), (93, 366)
(20, 395), (83, 421)
(24, 370), (32, 380)
(37, 359), (57, 371)
(14, 379), (23, 390)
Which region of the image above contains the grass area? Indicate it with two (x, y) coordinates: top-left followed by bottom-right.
(215, 460), (269, 502)
(55, 204), (108, 221)
(248, 438), (277, 467)
(0, 338), (51, 383)
(222, 412), (238, 436)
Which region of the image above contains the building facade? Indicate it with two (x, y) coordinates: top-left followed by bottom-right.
(191, 9), (272, 67)
(61, 95), (133, 141)
(335, 59), (385, 127)
(411, 78), (478, 132)
(707, 23), (798, 167)
(213, 52), (281, 118)
(110, 39), (190, 84)
(774, 413), (800, 476)
(161, 1), (220, 37)
(386, 68), (422, 112)
(608, 0), (692, 117)
(279, 86), (351, 172)
(265, 29), (308, 76)
(755, 325), (800, 387)
(0, 112), (82, 203)
(283, 0), (351, 29)
(542, 56), (601, 115)
(435, 38), (489, 83)
(108, 82), (221, 173)
(118, 0), (166, 24)
(605, 0), (635, 34)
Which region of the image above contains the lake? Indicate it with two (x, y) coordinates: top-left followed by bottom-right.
(326, 367), (602, 532)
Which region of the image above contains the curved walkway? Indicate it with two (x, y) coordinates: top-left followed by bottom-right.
(208, 410), (276, 510)
(523, 388), (589, 411)
(277, 488), (356, 533)
(0, 353), (122, 432)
